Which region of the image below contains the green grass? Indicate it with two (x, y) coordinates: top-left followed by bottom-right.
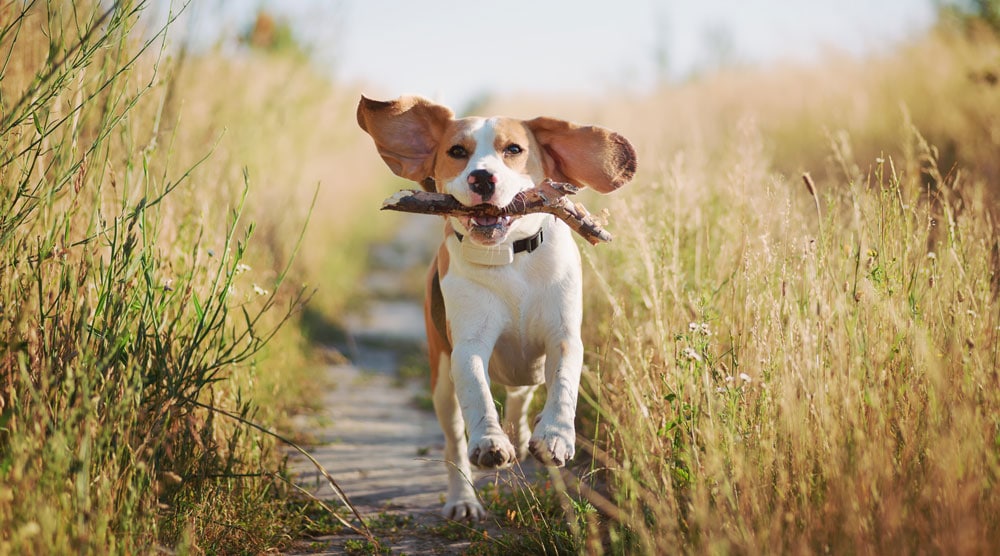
(0, 0), (405, 550)
(0, 2), (321, 552)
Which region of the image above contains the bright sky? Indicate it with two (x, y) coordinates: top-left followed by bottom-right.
(182, 0), (938, 108)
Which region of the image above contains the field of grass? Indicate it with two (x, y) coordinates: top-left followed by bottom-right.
(2, 1), (998, 554)
(579, 139), (999, 553)
(0, 1), (390, 553)
(489, 15), (1000, 555)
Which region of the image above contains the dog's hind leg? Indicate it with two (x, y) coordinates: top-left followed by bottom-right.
(503, 385), (537, 461)
(433, 353), (485, 520)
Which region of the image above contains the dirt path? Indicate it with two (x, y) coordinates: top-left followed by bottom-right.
(287, 215), (521, 554)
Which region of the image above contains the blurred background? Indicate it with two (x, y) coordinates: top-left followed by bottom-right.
(166, 0), (940, 108)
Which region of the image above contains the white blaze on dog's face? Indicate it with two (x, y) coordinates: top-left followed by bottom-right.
(432, 117), (546, 245)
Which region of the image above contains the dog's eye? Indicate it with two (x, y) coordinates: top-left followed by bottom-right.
(503, 144), (524, 156)
(447, 145), (469, 159)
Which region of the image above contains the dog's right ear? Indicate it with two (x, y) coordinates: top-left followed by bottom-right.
(357, 95), (454, 184)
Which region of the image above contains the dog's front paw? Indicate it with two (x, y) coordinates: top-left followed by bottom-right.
(442, 497), (486, 521)
(529, 421), (576, 467)
(468, 433), (517, 469)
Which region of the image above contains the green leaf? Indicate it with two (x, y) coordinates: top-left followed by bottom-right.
(192, 292), (204, 322)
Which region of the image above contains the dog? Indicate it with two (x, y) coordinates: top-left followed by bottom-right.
(357, 95), (636, 520)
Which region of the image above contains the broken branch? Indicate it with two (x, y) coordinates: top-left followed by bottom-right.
(380, 180), (613, 245)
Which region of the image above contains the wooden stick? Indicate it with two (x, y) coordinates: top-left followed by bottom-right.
(381, 180), (613, 245)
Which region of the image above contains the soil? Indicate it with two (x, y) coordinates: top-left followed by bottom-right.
(285, 215), (543, 555)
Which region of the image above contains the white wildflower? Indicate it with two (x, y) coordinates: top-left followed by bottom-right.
(739, 373), (752, 383)
(235, 263), (252, 274)
(252, 283), (269, 296)
(682, 347), (702, 362)
(688, 322), (712, 336)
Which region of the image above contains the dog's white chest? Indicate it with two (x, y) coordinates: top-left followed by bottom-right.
(441, 222), (582, 387)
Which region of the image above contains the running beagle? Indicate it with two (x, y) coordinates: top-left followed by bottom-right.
(357, 95), (636, 520)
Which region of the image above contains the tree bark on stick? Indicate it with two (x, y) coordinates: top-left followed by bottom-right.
(381, 180), (613, 245)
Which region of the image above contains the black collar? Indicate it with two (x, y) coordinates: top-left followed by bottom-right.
(454, 228), (544, 254)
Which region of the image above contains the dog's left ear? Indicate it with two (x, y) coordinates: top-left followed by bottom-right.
(526, 118), (637, 193)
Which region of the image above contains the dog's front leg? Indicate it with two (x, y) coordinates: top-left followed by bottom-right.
(433, 353), (485, 521)
(529, 337), (583, 467)
(451, 339), (518, 469)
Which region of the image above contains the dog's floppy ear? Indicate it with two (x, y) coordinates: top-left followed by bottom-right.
(526, 117), (637, 193)
(357, 95), (454, 183)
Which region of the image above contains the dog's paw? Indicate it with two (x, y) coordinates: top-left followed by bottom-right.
(442, 497), (486, 521)
(468, 433), (517, 469)
(529, 421), (576, 467)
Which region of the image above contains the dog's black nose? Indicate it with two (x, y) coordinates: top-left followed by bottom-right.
(468, 169), (496, 200)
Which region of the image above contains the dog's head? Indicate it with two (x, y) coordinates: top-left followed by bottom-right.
(358, 95), (636, 245)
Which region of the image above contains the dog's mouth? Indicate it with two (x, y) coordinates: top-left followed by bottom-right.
(459, 214), (516, 245)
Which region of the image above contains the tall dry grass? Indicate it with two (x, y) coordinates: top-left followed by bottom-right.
(168, 51), (393, 319)
(565, 22), (1000, 555)
(163, 44), (399, 417)
(476, 17), (1000, 555)
(583, 132), (998, 554)
(0, 2), (386, 552)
